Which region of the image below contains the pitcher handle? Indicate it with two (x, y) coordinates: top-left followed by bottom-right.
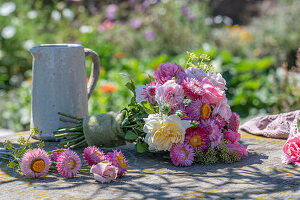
(84, 48), (100, 99)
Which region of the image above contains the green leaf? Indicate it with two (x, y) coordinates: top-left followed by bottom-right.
(139, 101), (155, 114)
(298, 119), (300, 133)
(126, 80), (136, 95)
(125, 131), (138, 141)
(148, 74), (155, 82)
(136, 141), (146, 153)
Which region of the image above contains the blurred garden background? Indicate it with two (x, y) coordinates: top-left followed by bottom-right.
(0, 0), (300, 132)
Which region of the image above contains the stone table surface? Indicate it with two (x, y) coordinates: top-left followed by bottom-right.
(0, 131), (299, 200)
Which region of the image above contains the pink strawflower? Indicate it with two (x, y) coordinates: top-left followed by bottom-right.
(153, 62), (186, 84)
(184, 125), (210, 152)
(83, 146), (107, 166)
(170, 143), (195, 167)
(91, 162), (118, 183)
(184, 99), (203, 120)
(155, 80), (184, 105)
(50, 149), (66, 162)
(186, 67), (207, 81)
(201, 118), (223, 148)
(212, 99), (232, 122)
(182, 77), (205, 100)
(135, 81), (160, 104)
(224, 130), (240, 143)
(56, 150), (81, 178)
(227, 142), (248, 159)
(282, 135), (300, 166)
(107, 149), (128, 177)
(228, 112), (240, 133)
(21, 148), (51, 178)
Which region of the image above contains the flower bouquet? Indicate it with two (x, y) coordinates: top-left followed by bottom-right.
(55, 52), (248, 166)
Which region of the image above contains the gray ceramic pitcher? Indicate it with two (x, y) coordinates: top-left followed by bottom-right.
(30, 44), (100, 141)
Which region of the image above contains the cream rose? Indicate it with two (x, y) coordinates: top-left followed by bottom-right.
(143, 114), (192, 151)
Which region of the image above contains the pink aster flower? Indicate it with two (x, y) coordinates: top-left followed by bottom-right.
(186, 67), (207, 81)
(227, 142), (248, 160)
(212, 99), (232, 122)
(21, 148), (51, 178)
(83, 146), (107, 166)
(282, 135), (300, 166)
(170, 143), (195, 167)
(184, 125), (210, 152)
(212, 115), (226, 130)
(91, 162), (118, 183)
(135, 81), (160, 104)
(153, 62), (186, 84)
(170, 103), (185, 115)
(107, 149), (128, 177)
(228, 112), (240, 133)
(56, 150), (81, 178)
(182, 77), (205, 100)
(50, 149), (66, 162)
(224, 130), (240, 143)
(201, 118), (223, 148)
(184, 99), (203, 120)
(155, 80), (184, 105)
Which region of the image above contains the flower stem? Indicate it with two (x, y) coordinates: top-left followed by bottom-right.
(59, 118), (82, 124)
(59, 135), (85, 146)
(55, 132), (84, 138)
(54, 126), (83, 133)
(69, 139), (87, 149)
(58, 112), (83, 121)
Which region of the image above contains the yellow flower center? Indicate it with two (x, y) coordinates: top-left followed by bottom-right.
(201, 104), (211, 119)
(194, 83), (200, 87)
(94, 151), (102, 158)
(189, 135), (202, 148)
(237, 122), (240, 131)
(180, 148), (188, 158)
(68, 158), (77, 169)
(31, 159), (45, 173)
(117, 155), (127, 168)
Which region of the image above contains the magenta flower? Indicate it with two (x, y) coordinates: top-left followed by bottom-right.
(21, 148), (51, 178)
(170, 103), (185, 115)
(50, 149), (66, 162)
(135, 81), (160, 104)
(107, 149), (128, 177)
(56, 150), (81, 178)
(153, 62), (186, 84)
(91, 162), (118, 183)
(155, 80), (184, 105)
(208, 71), (227, 90)
(170, 143), (195, 167)
(201, 118), (223, 148)
(184, 125), (210, 152)
(83, 146), (107, 166)
(144, 28), (155, 41)
(129, 18), (142, 29)
(212, 115), (226, 130)
(228, 112), (240, 133)
(106, 4), (117, 20)
(212, 99), (232, 122)
(224, 130), (240, 143)
(227, 142), (248, 160)
(282, 135), (300, 166)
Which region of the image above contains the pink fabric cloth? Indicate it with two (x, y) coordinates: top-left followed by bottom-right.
(240, 111), (300, 139)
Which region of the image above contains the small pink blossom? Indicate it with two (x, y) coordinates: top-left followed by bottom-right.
(282, 135), (300, 166)
(153, 62), (186, 84)
(224, 130), (240, 143)
(184, 125), (210, 152)
(201, 118), (223, 148)
(135, 81), (160, 104)
(91, 162), (118, 183)
(212, 99), (232, 122)
(227, 142), (248, 159)
(170, 143), (195, 167)
(184, 99), (203, 121)
(155, 80), (184, 105)
(228, 112), (240, 132)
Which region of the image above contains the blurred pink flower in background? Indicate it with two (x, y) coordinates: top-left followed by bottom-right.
(106, 4), (118, 20)
(98, 20), (116, 33)
(144, 28), (155, 41)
